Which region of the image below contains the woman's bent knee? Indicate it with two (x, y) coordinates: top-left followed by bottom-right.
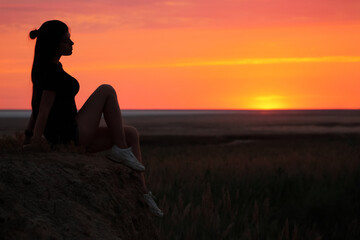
(97, 84), (116, 96)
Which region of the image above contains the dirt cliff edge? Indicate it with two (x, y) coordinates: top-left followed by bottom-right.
(0, 151), (159, 240)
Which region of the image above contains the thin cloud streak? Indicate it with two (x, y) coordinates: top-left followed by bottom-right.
(72, 56), (360, 70)
(2, 56), (359, 73)
(175, 56), (360, 67)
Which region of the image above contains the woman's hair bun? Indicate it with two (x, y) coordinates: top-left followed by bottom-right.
(29, 29), (39, 39)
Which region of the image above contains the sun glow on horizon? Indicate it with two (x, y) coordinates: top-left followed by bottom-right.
(250, 96), (289, 110)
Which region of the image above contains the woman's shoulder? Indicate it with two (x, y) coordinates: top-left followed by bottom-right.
(46, 62), (63, 71)
(34, 62), (64, 76)
(34, 61), (63, 71)
(32, 62), (64, 89)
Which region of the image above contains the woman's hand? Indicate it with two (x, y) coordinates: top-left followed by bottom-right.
(22, 136), (50, 152)
(23, 129), (33, 146)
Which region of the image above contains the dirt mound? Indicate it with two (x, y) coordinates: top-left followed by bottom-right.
(0, 151), (159, 240)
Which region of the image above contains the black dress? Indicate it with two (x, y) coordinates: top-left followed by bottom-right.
(31, 62), (80, 144)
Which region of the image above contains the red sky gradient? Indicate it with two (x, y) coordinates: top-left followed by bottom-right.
(0, 0), (360, 110)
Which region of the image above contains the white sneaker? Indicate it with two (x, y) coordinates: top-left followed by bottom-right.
(107, 146), (145, 172)
(144, 191), (164, 217)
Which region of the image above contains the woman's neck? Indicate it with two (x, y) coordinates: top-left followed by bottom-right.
(52, 55), (61, 64)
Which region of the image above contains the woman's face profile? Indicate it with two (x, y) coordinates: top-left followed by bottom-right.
(58, 32), (74, 56)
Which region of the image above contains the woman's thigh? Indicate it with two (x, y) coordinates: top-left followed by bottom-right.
(76, 85), (114, 145)
(86, 125), (138, 152)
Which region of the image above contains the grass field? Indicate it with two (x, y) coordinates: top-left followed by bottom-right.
(1, 133), (360, 239)
(141, 134), (360, 239)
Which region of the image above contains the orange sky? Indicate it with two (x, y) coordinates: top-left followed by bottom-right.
(1, 0), (360, 110)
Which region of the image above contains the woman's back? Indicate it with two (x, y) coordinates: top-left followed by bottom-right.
(31, 62), (79, 144)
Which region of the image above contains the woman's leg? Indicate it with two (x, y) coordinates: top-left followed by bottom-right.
(86, 125), (148, 192)
(124, 126), (148, 193)
(78, 85), (144, 172)
(87, 124), (162, 216)
(76, 84), (127, 148)
(124, 126), (163, 216)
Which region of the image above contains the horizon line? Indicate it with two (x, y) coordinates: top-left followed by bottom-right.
(1, 108), (360, 111)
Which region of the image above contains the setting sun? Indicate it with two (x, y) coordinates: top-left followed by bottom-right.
(251, 96), (289, 110)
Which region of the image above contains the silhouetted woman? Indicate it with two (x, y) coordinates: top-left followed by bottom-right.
(24, 20), (163, 217)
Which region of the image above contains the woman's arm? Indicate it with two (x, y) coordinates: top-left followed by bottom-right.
(26, 112), (35, 132)
(32, 90), (56, 141)
(23, 112), (35, 145)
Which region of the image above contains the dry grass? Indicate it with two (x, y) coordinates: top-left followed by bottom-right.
(2, 133), (360, 239)
(141, 135), (360, 239)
